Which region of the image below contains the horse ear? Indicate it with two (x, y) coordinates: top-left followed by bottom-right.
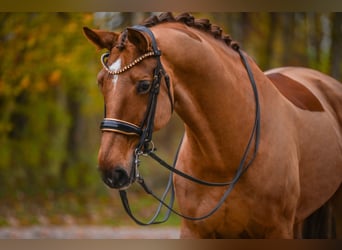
(83, 27), (118, 50)
(126, 28), (150, 53)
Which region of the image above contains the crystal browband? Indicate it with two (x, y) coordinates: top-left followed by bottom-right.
(101, 51), (156, 75)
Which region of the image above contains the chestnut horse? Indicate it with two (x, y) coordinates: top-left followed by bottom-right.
(83, 13), (342, 238)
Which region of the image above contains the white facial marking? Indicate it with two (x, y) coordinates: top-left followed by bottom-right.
(109, 58), (121, 85)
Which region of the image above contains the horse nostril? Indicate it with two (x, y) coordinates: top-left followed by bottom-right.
(101, 167), (130, 189)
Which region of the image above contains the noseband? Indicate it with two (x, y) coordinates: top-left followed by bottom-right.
(99, 25), (260, 225)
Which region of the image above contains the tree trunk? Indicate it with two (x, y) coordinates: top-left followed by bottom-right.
(330, 13), (342, 82)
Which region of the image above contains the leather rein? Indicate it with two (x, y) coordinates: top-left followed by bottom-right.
(99, 25), (261, 225)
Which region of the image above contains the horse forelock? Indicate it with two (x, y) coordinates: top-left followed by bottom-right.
(114, 30), (128, 51)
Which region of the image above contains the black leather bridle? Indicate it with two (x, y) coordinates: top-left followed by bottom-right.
(100, 25), (173, 186)
(99, 25), (261, 225)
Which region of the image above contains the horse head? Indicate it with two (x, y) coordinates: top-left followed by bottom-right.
(83, 26), (173, 189)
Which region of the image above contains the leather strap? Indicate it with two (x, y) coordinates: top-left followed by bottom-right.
(118, 47), (261, 224)
(100, 118), (142, 136)
(99, 25), (261, 224)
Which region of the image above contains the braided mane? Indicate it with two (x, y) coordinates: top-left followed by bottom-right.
(141, 12), (239, 49)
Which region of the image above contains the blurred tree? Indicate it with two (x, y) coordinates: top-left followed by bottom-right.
(0, 13), (102, 197)
(330, 12), (342, 81)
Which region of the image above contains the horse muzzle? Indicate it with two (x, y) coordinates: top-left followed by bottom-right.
(98, 132), (139, 190)
(100, 164), (136, 190)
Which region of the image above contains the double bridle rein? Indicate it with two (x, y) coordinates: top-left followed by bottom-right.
(99, 25), (261, 225)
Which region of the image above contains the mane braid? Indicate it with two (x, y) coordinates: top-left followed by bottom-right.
(140, 12), (239, 49)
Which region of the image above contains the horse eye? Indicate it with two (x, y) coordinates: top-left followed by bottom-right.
(137, 80), (152, 94)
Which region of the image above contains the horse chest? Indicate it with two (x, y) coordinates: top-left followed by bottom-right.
(176, 179), (261, 238)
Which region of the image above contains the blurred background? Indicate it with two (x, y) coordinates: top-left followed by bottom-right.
(0, 12), (341, 228)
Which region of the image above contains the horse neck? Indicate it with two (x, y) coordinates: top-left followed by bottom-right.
(154, 25), (264, 175)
